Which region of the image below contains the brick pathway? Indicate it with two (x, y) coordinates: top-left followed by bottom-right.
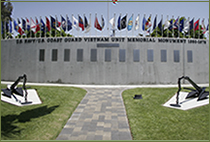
(56, 88), (132, 140)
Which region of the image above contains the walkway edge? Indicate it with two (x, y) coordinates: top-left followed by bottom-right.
(1, 81), (209, 88)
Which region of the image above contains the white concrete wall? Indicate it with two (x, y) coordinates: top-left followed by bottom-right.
(1, 37), (209, 85)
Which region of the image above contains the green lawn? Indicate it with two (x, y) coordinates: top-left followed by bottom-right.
(122, 87), (209, 140)
(1, 84), (87, 140)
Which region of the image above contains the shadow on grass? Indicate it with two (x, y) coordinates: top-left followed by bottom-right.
(1, 105), (59, 139)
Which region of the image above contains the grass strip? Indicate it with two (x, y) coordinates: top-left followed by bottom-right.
(122, 87), (209, 140)
(1, 84), (87, 140)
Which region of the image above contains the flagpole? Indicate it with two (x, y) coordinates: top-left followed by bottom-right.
(137, 14), (140, 37)
(72, 14), (74, 37)
(45, 16), (48, 38)
(187, 17), (189, 38)
(39, 16), (41, 38)
(94, 13), (96, 37)
(66, 14), (69, 36)
(78, 14), (80, 37)
(101, 15), (103, 37)
(89, 13), (91, 37)
(193, 17), (195, 38)
(120, 13), (121, 37)
(126, 13), (128, 37)
(107, 0), (109, 37)
(132, 14), (134, 37)
(198, 18), (200, 39)
(113, 13), (116, 37)
(161, 15), (163, 37)
(67, 14), (70, 36)
(143, 14), (145, 37)
(155, 14), (157, 37)
(172, 16), (174, 38)
(178, 16), (180, 38)
(30, 17), (32, 38)
(167, 15), (168, 38)
(149, 14), (151, 37)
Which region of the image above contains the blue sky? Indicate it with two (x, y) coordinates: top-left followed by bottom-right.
(10, 1), (209, 37)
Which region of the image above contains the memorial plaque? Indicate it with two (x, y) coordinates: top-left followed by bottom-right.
(91, 49), (97, 62)
(97, 43), (119, 48)
(187, 50), (193, 63)
(161, 49), (167, 62)
(147, 49), (153, 62)
(133, 49), (140, 62)
(105, 49), (111, 62)
(174, 50), (180, 62)
(52, 49), (58, 61)
(64, 49), (70, 62)
(39, 49), (45, 62)
(119, 49), (126, 62)
(77, 49), (83, 62)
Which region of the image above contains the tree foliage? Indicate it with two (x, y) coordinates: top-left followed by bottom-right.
(1, 0), (13, 22)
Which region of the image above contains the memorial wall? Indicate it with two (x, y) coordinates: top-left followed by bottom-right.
(1, 37), (209, 84)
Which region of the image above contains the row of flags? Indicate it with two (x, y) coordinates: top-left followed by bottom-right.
(114, 14), (209, 35)
(1, 14), (209, 37)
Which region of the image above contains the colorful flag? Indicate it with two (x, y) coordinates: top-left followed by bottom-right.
(164, 19), (170, 30)
(194, 19), (199, 31)
(206, 22), (209, 31)
(168, 19), (174, 31)
(109, 16), (115, 29)
(112, 0), (118, 5)
(201, 19), (207, 34)
(85, 14), (91, 33)
(101, 15), (105, 29)
(35, 17), (40, 33)
(117, 14), (126, 30)
(173, 17), (179, 29)
(117, 15), (121, 30)
(158, 19), (162, 31)
(72, 15), (79, 30)
(41, 18), (45, 32)
(30, 17), (36, 32)
(153, 16), (156, 30)
(46, 17), (51, 31)
(120, 15), (127, 30)
(14, 19), (24, 35)
(18, 18), (22, 29)
(142, 16), (146, 30)
(9, 20), (12, 33)
(145, 15), (152, 30)
(183, 18), (189, 32)
(134, 14), (140, 30)
(61, 16), (66, 31)
(51, 16), (56, 29)
(26, 18), (30, 31)
(189, 18), (194, 31)
(55, 16), (61, 31)
(127, 14), (133, 31)
(14, 19), (18, 31)
(22, 18), (26, 31)
(66, 15), (72, 31)
(84, 15), (88, 28)
(179, 18), (184, 32)
(94, 15), (102, 31)
(79, 15), (84, 31)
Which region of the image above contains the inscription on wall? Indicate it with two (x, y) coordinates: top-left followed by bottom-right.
(16, 37), (207, 45)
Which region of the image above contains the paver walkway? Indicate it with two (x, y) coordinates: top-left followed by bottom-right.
(56, 87), (132, 140)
